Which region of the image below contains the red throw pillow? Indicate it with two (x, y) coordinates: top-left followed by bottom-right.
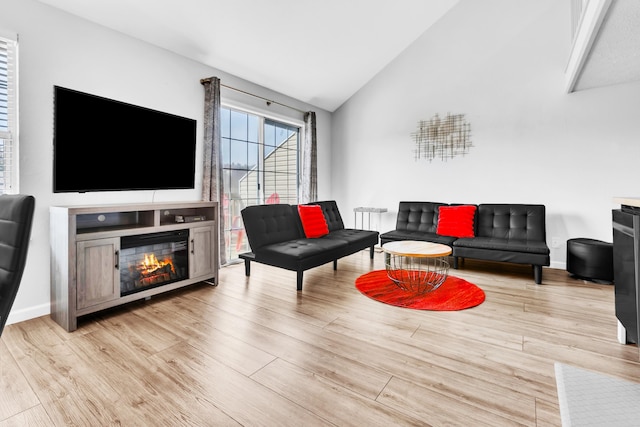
(298, 205), (329, 238)
(436, 205), (476, 238)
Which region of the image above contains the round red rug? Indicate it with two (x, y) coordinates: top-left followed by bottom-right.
(355, 270), (485, 311)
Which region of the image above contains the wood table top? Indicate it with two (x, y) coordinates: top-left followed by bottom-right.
(382, 240), (452, 257)
(614, 197), (640, 208)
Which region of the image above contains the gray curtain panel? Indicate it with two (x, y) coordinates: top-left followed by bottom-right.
(200, 76), (226, 266)
(301, 111), (317, 203)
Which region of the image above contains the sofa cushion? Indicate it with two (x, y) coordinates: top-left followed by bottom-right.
(395, 201), (448, 233)
(307, 200), (345, 232)
(379, 229), (457, 246)
(476, 204), (546, 241)
(453, 236), (550, 255)
(256, 238), (348, 269)
(241, 204), (303, 250)
(324, 228), (379, 247)
(298, 205), (329, 238)
(437, 205), (476, 238)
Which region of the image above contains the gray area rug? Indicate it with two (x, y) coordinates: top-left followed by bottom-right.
(555, 362), (640, 426)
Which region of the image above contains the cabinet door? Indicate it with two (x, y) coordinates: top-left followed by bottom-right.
(77, 238), (120, 310)
(189, 226), (215, 279)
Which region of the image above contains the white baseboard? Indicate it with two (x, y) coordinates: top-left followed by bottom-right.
(6, 303), (50, 327)
(618, 320), (628, 344)
(550, 261), (567, 271)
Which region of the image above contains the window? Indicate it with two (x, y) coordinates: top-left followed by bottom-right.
(0, 35), (17, 194)
(221, 106), (300, 260)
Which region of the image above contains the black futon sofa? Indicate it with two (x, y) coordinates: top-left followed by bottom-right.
(240, 200), (379, 290)
(380, 201), (550, 284)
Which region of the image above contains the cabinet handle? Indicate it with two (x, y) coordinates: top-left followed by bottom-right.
(115, 250), (119, 270)
(191, 238), (195, 254)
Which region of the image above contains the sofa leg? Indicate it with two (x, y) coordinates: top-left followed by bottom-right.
(297, 271), (303, 291)
(244, 259), (251, 276)
(369, 245), (375, 259)
(453, 256), (459, 269)
(333, 260), (338, 270)
(533, 265), (542, 284)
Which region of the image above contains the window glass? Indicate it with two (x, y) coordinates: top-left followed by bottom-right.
(221, 107), (300, 261)
(0, 35), (16, 194)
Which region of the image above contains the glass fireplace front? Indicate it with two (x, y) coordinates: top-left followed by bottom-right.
(120, 230), (189, 296)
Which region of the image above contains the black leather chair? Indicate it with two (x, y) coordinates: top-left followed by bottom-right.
(0, 194), (35, 336)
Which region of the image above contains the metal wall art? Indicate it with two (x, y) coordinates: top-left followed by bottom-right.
(411, 113), (472, 162)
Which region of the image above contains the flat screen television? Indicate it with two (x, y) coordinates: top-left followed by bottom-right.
(53, 86), (197, 193)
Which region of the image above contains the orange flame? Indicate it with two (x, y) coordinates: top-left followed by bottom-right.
(138, 253), (175, 276)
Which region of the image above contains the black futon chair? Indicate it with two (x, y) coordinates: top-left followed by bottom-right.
(0, 194), (35, 336)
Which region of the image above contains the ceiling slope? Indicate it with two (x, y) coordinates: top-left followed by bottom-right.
(36, 0), (460, 112)
(573, 0), (640, 92)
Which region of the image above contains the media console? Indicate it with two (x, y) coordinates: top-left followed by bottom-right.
(50, 201), (218, 332)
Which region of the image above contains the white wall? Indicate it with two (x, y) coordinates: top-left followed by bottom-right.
(1, 0), (331, 325)
(331, 0), (640, 270)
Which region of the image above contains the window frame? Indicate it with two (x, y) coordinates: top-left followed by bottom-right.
(0, 32), (18, 195)
(221, 102), (303, 205)
(219, 101), (304, 261)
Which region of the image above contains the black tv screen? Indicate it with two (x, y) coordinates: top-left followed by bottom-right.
(53, 86), (197, 193)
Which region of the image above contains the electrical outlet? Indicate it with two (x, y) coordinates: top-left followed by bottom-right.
(552, 237), (561, 248)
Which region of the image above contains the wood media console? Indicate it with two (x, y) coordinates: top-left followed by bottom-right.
(50, 201), (218, 332)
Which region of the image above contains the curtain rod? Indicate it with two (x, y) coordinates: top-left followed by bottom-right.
(200, 77), (306, 114)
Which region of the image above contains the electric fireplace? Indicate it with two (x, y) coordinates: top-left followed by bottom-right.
(120, 230), (189, 296)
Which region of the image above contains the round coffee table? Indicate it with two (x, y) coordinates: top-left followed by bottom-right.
(382, 240), (452, 294)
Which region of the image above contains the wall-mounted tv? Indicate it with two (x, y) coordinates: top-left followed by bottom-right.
(53, 86), (197, 193)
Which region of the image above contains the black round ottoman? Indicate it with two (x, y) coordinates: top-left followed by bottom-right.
(566, 238), (613, 282)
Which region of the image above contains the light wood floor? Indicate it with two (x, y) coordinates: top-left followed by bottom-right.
(2, 250), (639, 426)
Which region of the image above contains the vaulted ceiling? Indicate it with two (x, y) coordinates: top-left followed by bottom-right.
(36, 0), (460, 112)
(573, 0), (640, 92)
(35, 0), (640, 112)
